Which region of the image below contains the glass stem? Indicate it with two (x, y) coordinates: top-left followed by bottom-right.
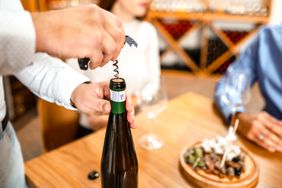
(230, 107), (236, 127)
(148, 118), (153, 137)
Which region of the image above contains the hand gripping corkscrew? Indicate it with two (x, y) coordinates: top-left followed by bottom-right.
(78, 35), (138, 70)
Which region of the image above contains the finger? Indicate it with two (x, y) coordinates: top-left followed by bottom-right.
(87, 113), (108, 131)
(127, 111), (136, 129)
(254, 137), (276, 152)
(110, 34), (125, 61)
(259, 113), (282, 138)
(256, 127), (277, 152)
(102, 11), (125, 60)
(260, 126), (282, 152)
(90, 111), (108, 116)
(88, 98), (111, 114)
(100, 33), (118, 67)
(248, 121), (276, 152)
(89, 49), (103, 69)
(126, 96), (133, 110)
(100, 81), (110, 99)
(126, 96), (136, 128)
(267, 134), (282, 152)
(261, 112), (280, 125)
(264, 122), (282, 138)
(263, 136), (279, 151)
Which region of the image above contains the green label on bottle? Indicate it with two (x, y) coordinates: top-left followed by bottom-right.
(110, 90), (125, 114)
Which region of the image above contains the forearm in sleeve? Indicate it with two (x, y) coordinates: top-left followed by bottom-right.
(0, 11), (35, 74)
(214, 77), (244, 124)
(214, 33), (259, 124)
(14, 53), (90, 110)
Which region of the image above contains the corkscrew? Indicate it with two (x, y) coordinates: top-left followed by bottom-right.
(113, 60), (119, 78)
(78, 35), (138, 70)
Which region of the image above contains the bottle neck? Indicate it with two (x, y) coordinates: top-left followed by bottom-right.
(110, 89), (126, 114)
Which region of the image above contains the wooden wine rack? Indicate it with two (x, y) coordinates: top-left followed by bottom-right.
(147, 0), (272, 75)
(22, 0), (272, 76)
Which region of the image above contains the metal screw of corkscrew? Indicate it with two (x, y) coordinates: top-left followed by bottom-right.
(78, 35), (138, 70)
(113, 60), (119, 78)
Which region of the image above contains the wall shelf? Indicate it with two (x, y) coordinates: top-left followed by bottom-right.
(147, 0), (272, 75)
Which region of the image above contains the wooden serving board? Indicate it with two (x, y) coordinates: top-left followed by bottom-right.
(179, 142), (259, 188)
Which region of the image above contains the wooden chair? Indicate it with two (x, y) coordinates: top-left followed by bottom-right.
(37, 99), (79, 151)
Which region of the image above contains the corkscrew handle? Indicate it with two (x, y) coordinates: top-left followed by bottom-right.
(78, 35), (137, 70)
(78, 58), (90, 70)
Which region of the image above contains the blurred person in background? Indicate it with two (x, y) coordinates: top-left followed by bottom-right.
(68, 0), (160, 137)
(215, 25), (282, 153)
(0, 1), (135, 187)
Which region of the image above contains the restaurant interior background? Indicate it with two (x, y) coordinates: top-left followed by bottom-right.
(5, 0), (281, 161)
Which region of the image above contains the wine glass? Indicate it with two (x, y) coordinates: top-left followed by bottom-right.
(139, 77), (168, 150)
(221, 68), (251, 127)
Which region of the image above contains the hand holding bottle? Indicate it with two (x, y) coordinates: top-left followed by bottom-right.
(70, 81), (136, 128)
(87, 96), (136, 131)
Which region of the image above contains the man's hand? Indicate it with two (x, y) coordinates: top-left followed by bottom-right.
(87, 113), (108, 131)
(31, 5), (125, 69)
(237, 112), (282, 152)
(70, 82), (136, 128)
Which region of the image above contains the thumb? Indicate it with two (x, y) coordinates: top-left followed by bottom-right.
(91, 98), (111, 114)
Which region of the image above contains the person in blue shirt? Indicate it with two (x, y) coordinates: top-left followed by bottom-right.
(215, 25), (282, 153)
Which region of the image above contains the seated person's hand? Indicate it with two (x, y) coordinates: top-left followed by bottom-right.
(71, 82), (136, 128)
(236, 112), (282, 152)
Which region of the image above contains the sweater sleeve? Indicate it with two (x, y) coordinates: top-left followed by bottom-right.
(214, 31), (259, 124)
(141, 22), (161, 99)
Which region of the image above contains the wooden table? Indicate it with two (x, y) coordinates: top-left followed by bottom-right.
(25, 92), (282, 188)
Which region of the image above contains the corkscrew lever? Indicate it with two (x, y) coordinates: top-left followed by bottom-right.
(125, 35), (138, 48)
(78, 35), (138, 70)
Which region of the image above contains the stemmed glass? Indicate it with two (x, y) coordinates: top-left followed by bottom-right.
(221, 68), (251, 127)
(219, 68), (251, 167)
(139, 77), (168, 150)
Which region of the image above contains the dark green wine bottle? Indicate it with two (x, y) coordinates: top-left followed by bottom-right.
(101, 77), (138, 188)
